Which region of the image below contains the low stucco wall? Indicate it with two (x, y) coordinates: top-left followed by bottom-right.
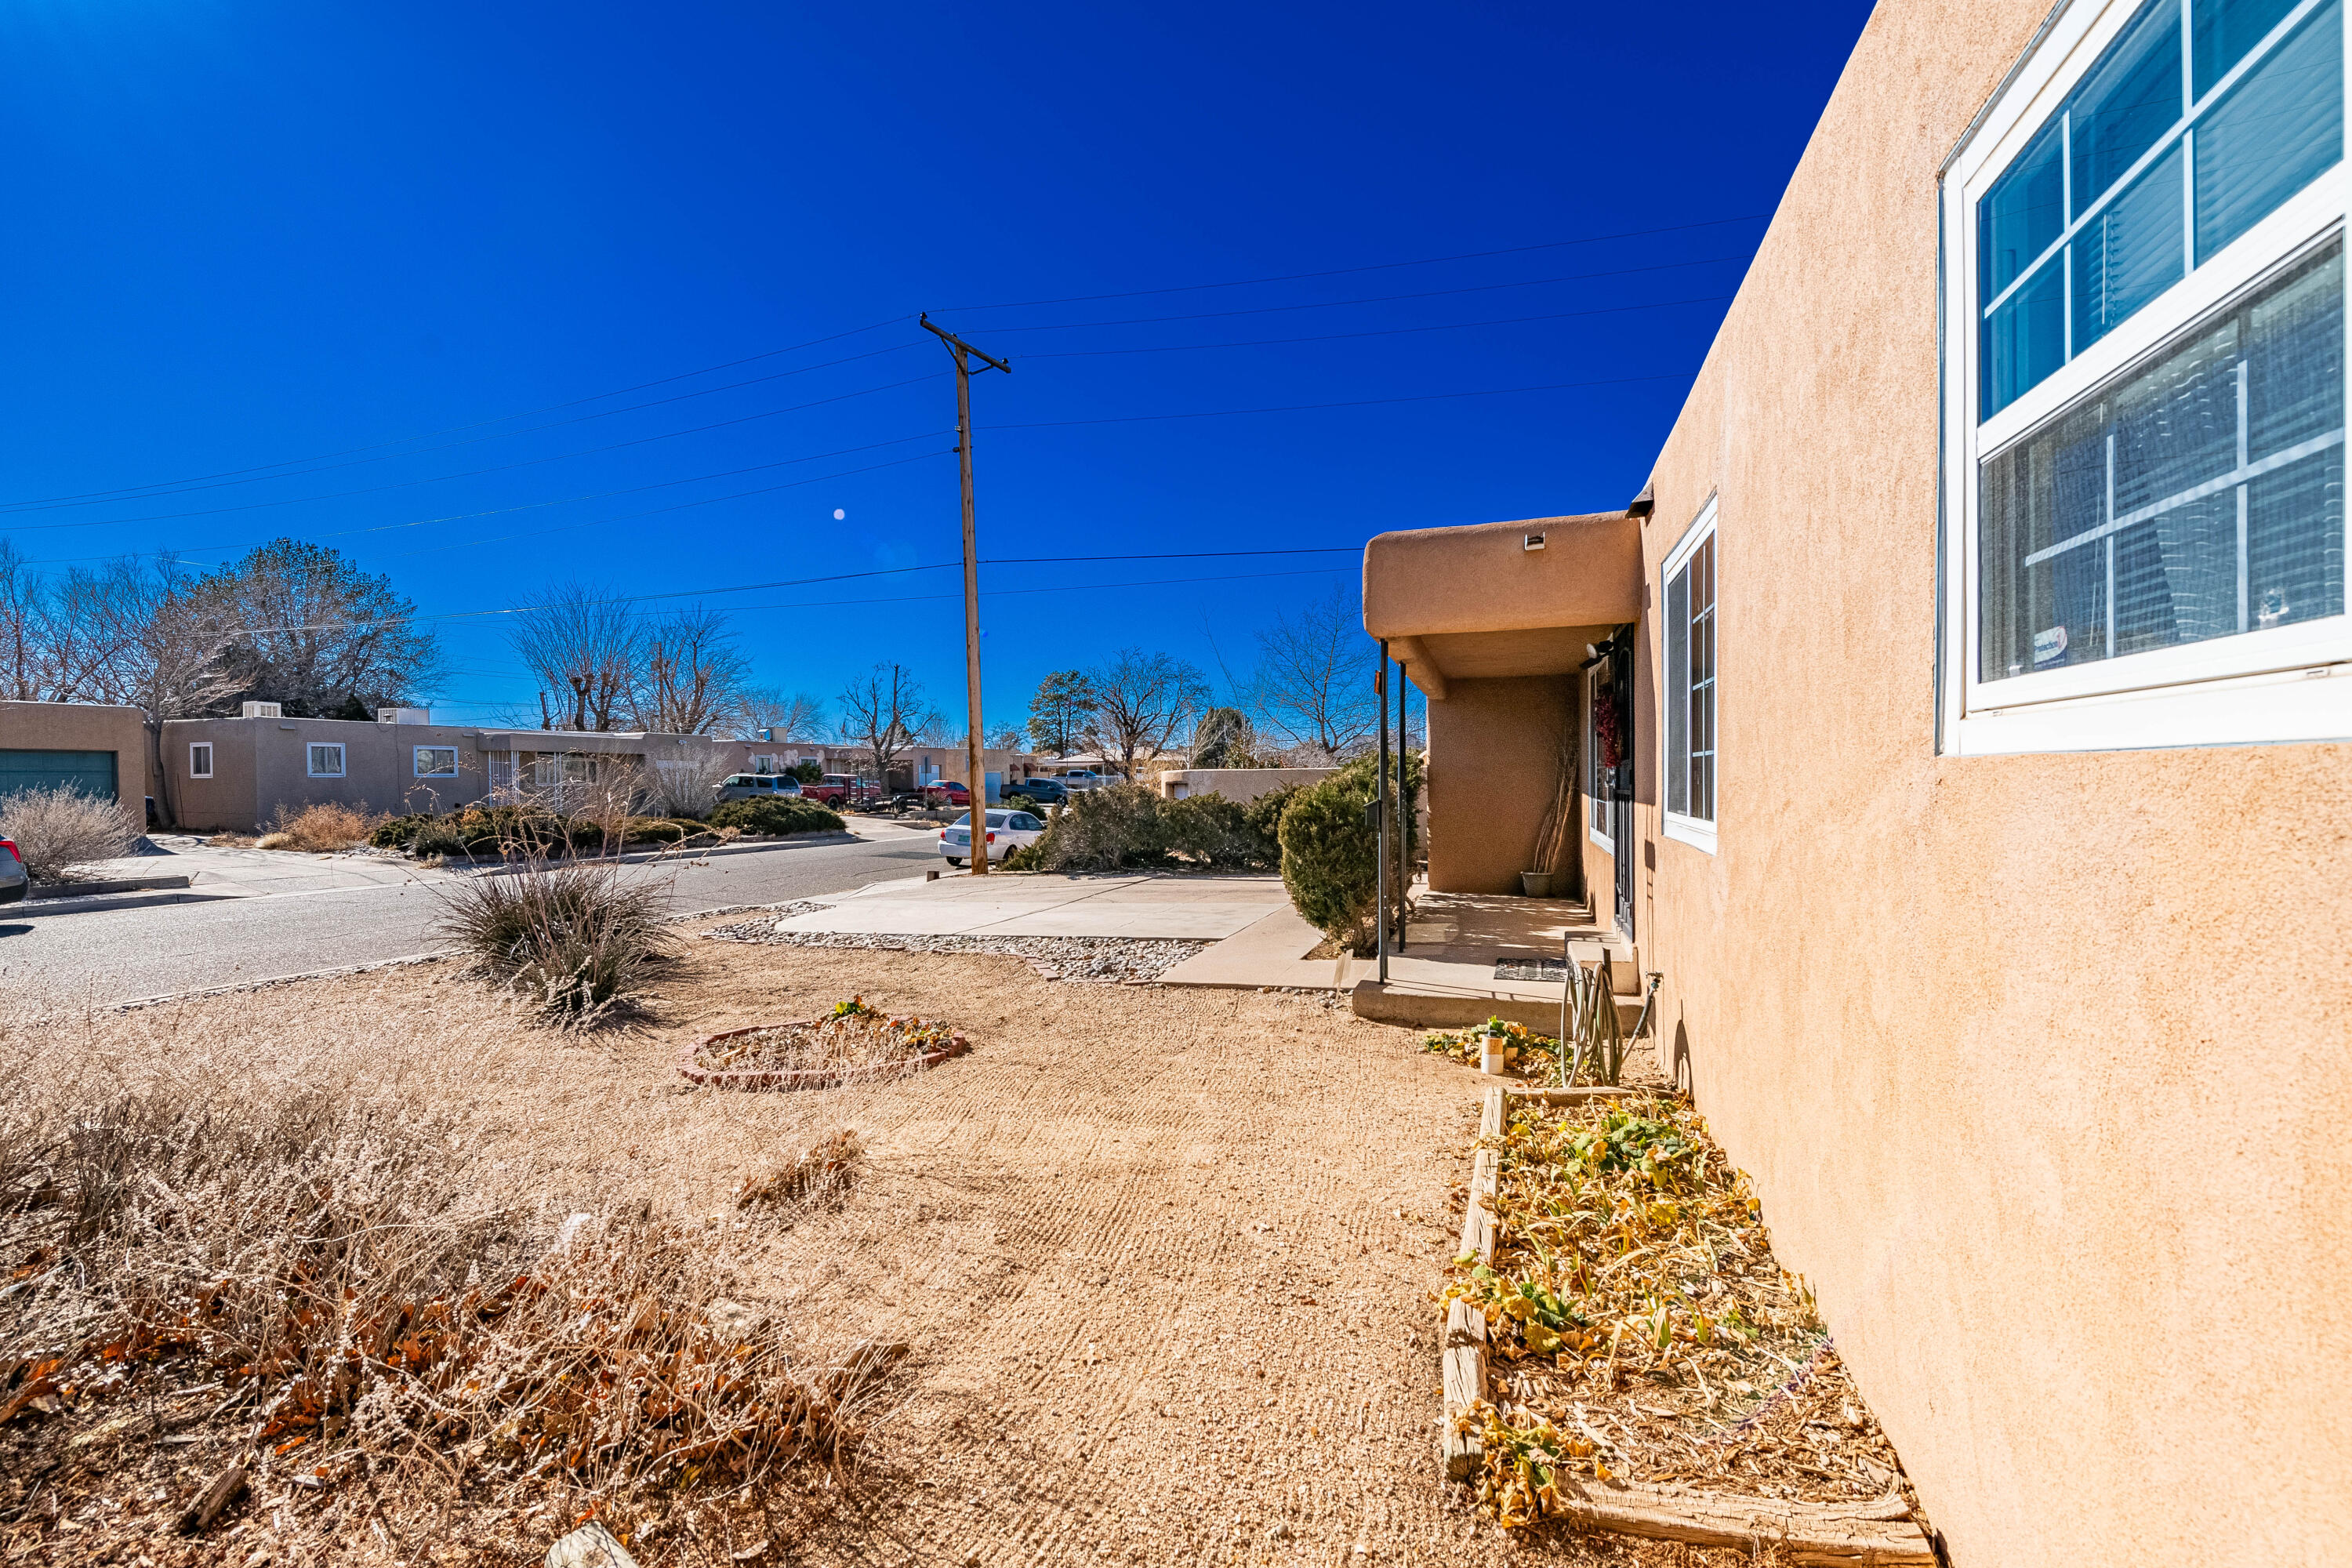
(1425, 675), (1573, 895)
(1153, 767), (1334, 803)
(1613, 1), (2352, 1561)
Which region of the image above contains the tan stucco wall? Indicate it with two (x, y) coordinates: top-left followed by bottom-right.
(1425, 676), (1574, 895)
(1154, 767), (1335, 803)
(167, 719), (492, 829)
(0, 699), (150, 808)
(1618, 2), (2352, 1562)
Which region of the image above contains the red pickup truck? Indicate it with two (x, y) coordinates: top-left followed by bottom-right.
(800, 772), (861, 807)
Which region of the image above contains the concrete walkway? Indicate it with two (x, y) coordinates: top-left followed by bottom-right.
(779, 869), (1291, 939)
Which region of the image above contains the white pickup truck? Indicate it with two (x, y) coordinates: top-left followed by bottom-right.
(1055, 768), (1112, 791)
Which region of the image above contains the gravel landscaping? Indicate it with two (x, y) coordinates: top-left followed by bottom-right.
(702, 912), (1212, 983)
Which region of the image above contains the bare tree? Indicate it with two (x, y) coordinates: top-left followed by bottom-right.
(736, 688), (826, 742)
(507, 586), (641, 731)
(630, 607), (748, 735)
(1087, 648), (1211, 782)
(1247, 586), (1378, 760)
(837, 663), (942, 789)
(209, 539), (441, 718)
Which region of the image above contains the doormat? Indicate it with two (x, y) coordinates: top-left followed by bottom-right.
(1494, 956), (1569, 982)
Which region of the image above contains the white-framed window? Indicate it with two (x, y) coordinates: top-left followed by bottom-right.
(1944, 0), (2350, 753)
(1586, 669), (1613, 853)
(187, 742), (213, 779)
(307, 742), (345, 778)
(1663, 500), (1719, 854)
(750, 753), (779, 773)
(413, 746), (458, 779)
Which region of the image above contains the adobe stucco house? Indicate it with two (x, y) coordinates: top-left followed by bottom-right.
(163, 713), (765, 831)
(0, 699), (156, 816)
(1367, 0), (2350, 1562)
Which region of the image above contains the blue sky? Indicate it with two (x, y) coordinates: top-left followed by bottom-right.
(0, 0), (1873, 732)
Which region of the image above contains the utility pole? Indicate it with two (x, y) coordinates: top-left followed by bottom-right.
(920, 313), (1011, 875)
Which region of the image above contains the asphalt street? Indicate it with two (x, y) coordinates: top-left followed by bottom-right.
(0, 828), (946, 1005)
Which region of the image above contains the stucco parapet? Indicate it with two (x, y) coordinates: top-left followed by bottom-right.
(1363, 512), (1641, 639)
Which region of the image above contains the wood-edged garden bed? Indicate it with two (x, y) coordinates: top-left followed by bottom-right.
(1440, 1085), (1938, 1564)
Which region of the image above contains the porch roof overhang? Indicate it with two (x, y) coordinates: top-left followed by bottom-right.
(1361, 512), (1641, 699)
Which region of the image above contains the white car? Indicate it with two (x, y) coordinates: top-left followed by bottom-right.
(939, 808), (1046, 866)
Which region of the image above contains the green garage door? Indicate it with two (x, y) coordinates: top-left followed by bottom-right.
(0, 749), (120, 800)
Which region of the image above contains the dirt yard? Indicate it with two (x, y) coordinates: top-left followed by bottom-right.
(3, 924), (1773, 1567)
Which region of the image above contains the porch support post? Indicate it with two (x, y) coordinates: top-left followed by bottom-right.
(1377, 641), (1389, 984)
(1396, 652), (1409, 952)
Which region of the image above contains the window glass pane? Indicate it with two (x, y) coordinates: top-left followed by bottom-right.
(2195, 0), (2343, 259)
(2069, 0), (2186, 217)
(1691, 539), (1716, 824)
(1665, 571), (1689, 818)
(2194, 0), (2303, 97)
(1982, 120), (2067, 296)
(1984, 260), (2067, 416)
(2115, 495), (2241, 650)
(2249, 448), (2347, 626)
(1980, 243), (2343, 682)
(2249, 242), (2347, 456)
(2072, 141), (2187, 352)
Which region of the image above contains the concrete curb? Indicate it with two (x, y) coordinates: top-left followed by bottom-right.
(8, 888), (241, 919)
(28, 873), (193, 899)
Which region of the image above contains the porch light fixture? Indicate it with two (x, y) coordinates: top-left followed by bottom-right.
(1523, 532), (1546, 551)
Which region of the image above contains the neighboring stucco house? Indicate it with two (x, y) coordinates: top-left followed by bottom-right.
(0, 699), (153, 815)
(1365, 0), (2349, 1562)
(163, 710), (765, 831)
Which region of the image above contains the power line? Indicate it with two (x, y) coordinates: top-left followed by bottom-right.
(983, 370), (1693, 430)
(0, 317), (914, 512)
(20, 433), (954, 565)
(2, 371), (949, 532)
(938, 215), (1769, 312)
(1018, 296), (1734, 359)
(980, 255), (1748, 333)
(223, 548), (1373, 635)
(0, 342), (926, 518)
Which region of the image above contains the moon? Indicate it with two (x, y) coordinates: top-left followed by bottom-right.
(833, 508), (846, 521)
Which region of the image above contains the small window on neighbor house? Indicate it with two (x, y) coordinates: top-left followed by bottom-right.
(189, 742), (213, 779)
(1663, 501), (1718, 851)
(414, 746), (458, 779)
(307, 743), (345, 778)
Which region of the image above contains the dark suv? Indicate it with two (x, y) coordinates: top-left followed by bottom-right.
(1005, 777), (1069, 808)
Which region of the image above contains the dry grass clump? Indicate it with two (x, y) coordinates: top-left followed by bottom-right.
(0, 784), (141, 881)
(436, 855), (677, 1025)
(735, 1130), (863, 1209)
(0, 989), (897, 1562)
(1444, 1096), (1913, 1527)
(254, 799), (379, 852)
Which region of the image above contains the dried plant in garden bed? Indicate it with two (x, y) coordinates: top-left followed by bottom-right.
(1423, 1018), (1562, 1079)
(680, 997), (969, 1091)
(0, 1018), (902, 1563)
(1443, 1095), (1922, 1534)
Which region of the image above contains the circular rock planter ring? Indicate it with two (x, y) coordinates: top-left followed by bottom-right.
(678, 1014), (971, 1091)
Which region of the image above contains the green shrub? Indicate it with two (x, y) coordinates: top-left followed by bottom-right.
(1278, 754), (1421, 952)
(707, 796), (845, 837)
(369, 812), (437, 849)
(1242, 782), (1306, 849)
(1160, 793), (1276, 869)
(1007, 783), (1167, 872)
(620, 816), (712, 846)
(787, 760), (822, 784)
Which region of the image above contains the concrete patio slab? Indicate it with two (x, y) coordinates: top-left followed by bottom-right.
(768, 870), (1291, 941)
(1156, 904), (1363, 990)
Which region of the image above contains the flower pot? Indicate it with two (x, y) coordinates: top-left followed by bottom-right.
(1520, 871), (1556, 898)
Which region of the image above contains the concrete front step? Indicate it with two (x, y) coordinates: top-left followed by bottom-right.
(1349, 978), (1646, 1035)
